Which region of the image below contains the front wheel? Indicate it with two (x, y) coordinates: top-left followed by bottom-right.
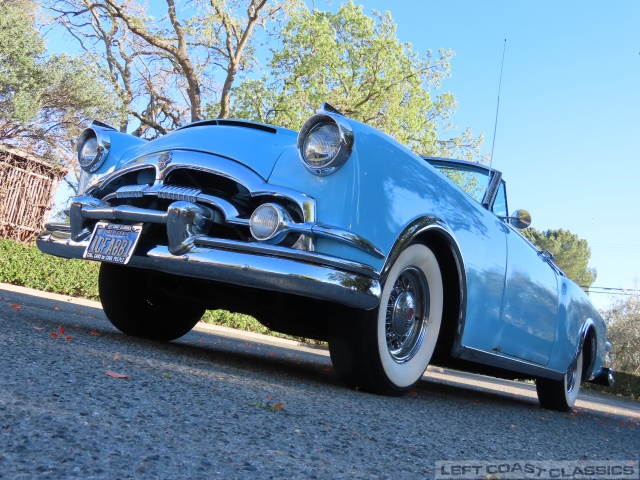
(99, 263), (206, 342)
(536, 349), (583, 411)
(329, 244), (444, 395)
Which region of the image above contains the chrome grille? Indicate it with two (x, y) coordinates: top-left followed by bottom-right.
(116, 184), (149, 198)
(157, 185), (202, 203)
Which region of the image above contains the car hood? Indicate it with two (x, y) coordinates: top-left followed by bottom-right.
(126, 120), (298, 180)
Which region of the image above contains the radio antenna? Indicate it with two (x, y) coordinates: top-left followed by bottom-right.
(488, 39), (507, 172)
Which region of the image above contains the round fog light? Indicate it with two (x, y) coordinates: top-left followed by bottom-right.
(250, 204), (283, 241)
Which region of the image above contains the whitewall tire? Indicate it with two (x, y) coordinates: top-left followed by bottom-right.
(329, 243), (444, 395)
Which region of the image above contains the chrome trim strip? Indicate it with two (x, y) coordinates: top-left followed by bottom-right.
(81, 205), (167, 224)
(457, 346), (566, 381)
(311, 223), (384, 258)
(194, 237), (379, 279)
(36, 228), (381, 310)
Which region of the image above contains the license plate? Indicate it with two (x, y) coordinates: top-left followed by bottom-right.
(84, 222), (142, 265)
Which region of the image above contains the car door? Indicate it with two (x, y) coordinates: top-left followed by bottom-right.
(493, 184), (559, 365)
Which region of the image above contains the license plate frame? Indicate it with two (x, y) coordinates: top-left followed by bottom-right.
(83, 222), (143, 265)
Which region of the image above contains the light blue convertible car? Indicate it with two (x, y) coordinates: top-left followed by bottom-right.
(37, 104), (613, 411)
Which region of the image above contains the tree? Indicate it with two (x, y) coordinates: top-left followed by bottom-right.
(521, 228), (597, 289)
(230, 1), (483, 159)
(47, 0), (300, 137)
(0, 0), (119, 169)
(603, 283), (640, 373)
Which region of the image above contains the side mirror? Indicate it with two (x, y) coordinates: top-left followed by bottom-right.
(507, 209), (532, 229)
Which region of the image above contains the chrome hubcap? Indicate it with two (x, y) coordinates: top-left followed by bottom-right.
(385, 267), (429, 363)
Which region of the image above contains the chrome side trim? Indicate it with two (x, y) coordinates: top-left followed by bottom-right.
(311, 224), (384, 258)
(194, 237), (379, 279)
(457, 346), (566, 381)
(36, 228), (381, 311)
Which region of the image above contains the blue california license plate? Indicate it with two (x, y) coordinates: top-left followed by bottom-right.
(83, 222), (142, 264)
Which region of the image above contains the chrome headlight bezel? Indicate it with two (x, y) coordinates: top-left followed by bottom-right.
(77, 125), (111, 173)
(297, 109), (354, 176)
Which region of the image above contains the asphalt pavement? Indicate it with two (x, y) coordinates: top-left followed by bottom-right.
(1, 283), (638, 479)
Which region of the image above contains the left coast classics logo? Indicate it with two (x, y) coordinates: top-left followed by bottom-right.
(158, 152), (172, 170)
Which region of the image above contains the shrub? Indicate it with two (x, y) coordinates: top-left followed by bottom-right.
(0, 238), (99, 299)
(584, 371), (640, 400)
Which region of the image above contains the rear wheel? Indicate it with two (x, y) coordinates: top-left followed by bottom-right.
(329, 244), (443, 395)
(536, 349), (583, 411)
(99, 263), (205, 341)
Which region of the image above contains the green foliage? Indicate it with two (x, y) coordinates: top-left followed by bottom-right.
(583, 371), (640, 400)
(0, 238), (100, 300)
(521, 228), (597, 289)
(0, 0), (121, 167)
(602, 285), (640, 373)
(229, 1), (483, 159)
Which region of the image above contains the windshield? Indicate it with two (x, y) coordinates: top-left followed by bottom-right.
(431, 163), (489, 204)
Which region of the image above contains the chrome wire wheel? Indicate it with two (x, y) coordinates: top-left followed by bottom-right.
(376, 243), (443, 390)
(385, 267), (430, 363)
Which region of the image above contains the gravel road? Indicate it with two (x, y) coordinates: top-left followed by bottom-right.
(1, 283), (638, 479)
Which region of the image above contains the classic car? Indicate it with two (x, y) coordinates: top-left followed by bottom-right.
(37, 103), (613, 411)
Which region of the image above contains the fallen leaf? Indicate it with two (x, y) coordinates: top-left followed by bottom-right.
(271, 403), (285, 411)
(33, 326), (45, 331)
(197, 339), (204, 344)
(105, 369), (130, 379)
(65, 336), (73, 341)
(58, 325), (65, 335)
(113, 353), (120, 361)
(76, 309), (84, 314)
(53, 305), (60, 311)
(89, 330), (100, 336)
(10, 303), (21, 311)
(50, 332), (59, 338)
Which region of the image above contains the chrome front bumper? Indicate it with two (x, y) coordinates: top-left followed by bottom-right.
(37, 224), (382, 311)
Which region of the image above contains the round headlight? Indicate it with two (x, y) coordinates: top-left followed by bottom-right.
(79, 136), (98, 168)
(297, 110), (354, 176)
(77, 126), (111, 173)
(249, 204), (293, 242)
(250, 204), (282, 241)
(303, 123), (341, 168)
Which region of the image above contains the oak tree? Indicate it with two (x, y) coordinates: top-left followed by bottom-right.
(230, 1), (483, 159)
(0, 0), (118, 168)
(522, 227), (597, 289)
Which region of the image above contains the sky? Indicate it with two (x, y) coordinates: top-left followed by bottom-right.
(344, 0), (639, 309)
(45, 1), (639, 310)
